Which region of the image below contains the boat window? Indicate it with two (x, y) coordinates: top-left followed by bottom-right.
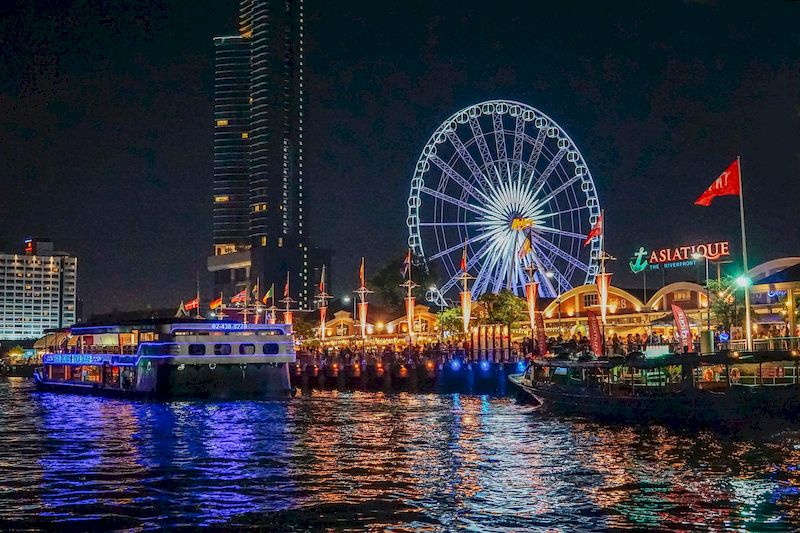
(239, 343), (256, 355)
(263, 343), (280, 355)
(188, 344), (206, 356)
(214, 344), (232, 355)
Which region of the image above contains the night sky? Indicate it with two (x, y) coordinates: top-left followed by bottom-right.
(1, 0), (798, 316)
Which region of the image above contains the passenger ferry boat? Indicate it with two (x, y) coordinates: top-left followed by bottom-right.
(509, 350), (800, 424)
(33, 319), (295, 399)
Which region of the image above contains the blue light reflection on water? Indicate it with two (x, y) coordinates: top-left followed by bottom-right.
(2, 378), (800, 530)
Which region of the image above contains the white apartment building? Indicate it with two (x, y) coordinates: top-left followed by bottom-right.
(0, 239), (77, 340)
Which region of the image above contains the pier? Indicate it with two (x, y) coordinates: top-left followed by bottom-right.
(289, 355), (527, 395)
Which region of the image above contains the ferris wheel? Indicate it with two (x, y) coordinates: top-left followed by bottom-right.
(407, 100), (601, 301)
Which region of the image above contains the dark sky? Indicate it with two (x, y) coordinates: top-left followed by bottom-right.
(1, 0), (798, 315)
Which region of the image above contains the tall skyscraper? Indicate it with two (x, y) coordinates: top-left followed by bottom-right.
(209, 0), (320, 309)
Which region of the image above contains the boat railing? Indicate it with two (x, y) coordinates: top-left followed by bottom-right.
(727, 337), (800, 352)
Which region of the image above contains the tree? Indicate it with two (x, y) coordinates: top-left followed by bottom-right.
(436, 307), (464, 337)
(369, 253), (439, 313)
(707, 275), (744, 332)
(478, 290), (527, 327)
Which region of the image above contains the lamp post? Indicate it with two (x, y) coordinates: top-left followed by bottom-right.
(692, 252), (712, 352)
(545, 271), (560, 335)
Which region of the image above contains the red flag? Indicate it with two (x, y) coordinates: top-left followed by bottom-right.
(460, 247), (467, 272)
(401, 250), (411, 278)
(583, 213), (603, 247)
(586, 310), (603, 356)
(319, 265), (326, 293)
(283, 274), (290, 298)
(209, 296), (223, 310)
(359, 258), (365, 287)
(671, 304), (694, 351)
(694, 159), (740, 206)
(231, 289), (247, 303)
(185, 297), (199, 311)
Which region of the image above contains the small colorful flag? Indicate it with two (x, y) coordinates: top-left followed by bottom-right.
(359, 258), (365, 287)
(460, 246), (467, 272)
(583, 213), (604, 247)
(517, 230), (532, 258)
(319, 265), (326, 292)
(283, 273), (290, 298)
(231, 289), (247, 303)
(185, 297), (199, 311)
(694, 159), (741, 206)
(262, 284), (274, 304)
(209, 296), (223, 310)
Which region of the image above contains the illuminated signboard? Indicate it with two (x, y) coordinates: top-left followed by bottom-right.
(210, 323), (248, 330)
(629, 241), (730, 274)
(43, 354), (103, 365)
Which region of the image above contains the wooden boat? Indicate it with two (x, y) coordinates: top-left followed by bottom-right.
(509, 351), (800, 424)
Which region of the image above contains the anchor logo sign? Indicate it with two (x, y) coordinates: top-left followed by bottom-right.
(629, 246), (649, 274)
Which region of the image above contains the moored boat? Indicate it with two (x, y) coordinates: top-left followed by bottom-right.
(32, 319), (295, 399)
(509, 351), (800, 424)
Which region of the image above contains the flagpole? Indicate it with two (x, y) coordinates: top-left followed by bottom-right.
(738, 155), (752, 351)
(600, 209), (606, 356)
(195, 271), (201, 318)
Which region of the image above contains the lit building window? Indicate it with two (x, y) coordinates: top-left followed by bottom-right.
(278, 237), (284, 248)
(241, 132), (249, 139)
(214, 195), (230, 203)
(216, 119), (229, 126)
(261, 236), (267, 247)
(253, 203), (267, 212)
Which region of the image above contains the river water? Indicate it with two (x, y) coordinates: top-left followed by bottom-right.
(1, 378), (800, 531)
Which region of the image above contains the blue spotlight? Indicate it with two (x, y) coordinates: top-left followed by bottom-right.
(450, 360), (461, 371)
(480, 360), (490, 372)
(516, 361), (526, 372)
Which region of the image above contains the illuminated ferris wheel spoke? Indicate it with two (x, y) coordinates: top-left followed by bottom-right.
(532, 173), (583, 210)
(530, 242), (572, 294)
(408, 100), (601, 303)
(446, 131), (491, 193)
(530, 148), (568, 199)
(512, 115), (525, 169)
(429, 154), (488, 203)
(468, 117), (494, 171)
(535, 226), (587, 241)
(524, 127), (549, 189)
(426, 229), (495, 261)
(530, 233), (590, 273)
(420, 187), (490, 217)
(493, 113), (507, 162)
(535, 205), (589, 220)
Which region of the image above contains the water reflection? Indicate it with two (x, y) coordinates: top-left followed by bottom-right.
(1, 379), (800, 530)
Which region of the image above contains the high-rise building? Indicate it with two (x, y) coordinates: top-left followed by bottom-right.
(0, 239), (77, 340)
(209, 0), (317, 309)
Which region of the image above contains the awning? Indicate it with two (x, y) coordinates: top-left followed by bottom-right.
(647, 313), (700, 328)
(34, 331), (69, 349)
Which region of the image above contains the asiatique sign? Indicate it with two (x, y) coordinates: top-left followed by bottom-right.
(629, 241), (730, 274)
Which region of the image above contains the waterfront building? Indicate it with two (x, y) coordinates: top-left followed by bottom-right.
(209, 0), (319, 308)
(312, 257), (800, 351)
(0, 239), (77, 340)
